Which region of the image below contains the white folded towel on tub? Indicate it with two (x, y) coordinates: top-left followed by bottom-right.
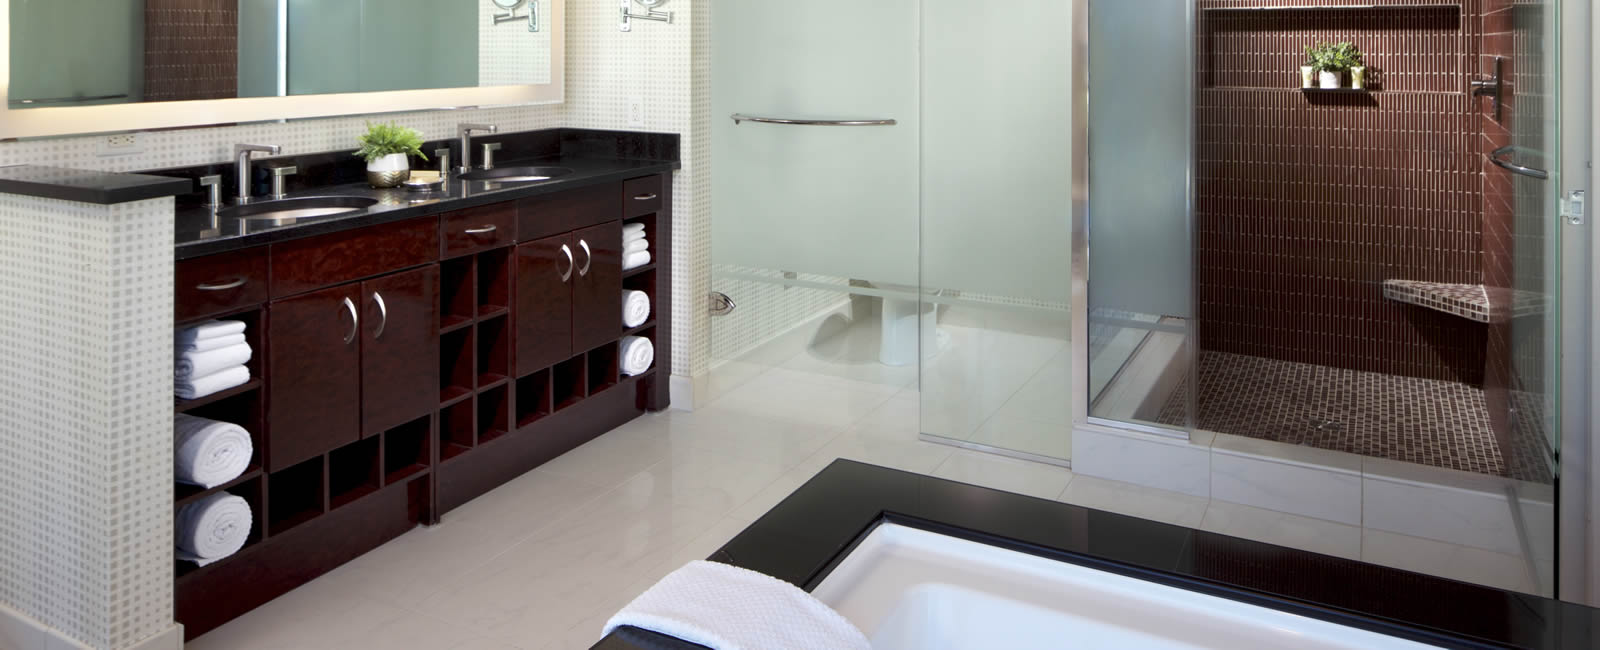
(175, 342), (252, 380)
(176, 320), (246, 343)
(176, 332), (246, 353)
(622, 290), (652, 328)
(175, 413), (254, 488)
(619, 335), (654, 376)
(176, 492), (253, 566)
(603, 560), (871, 650)
(623, 250), (652, 271)
(176, 365), (251, 400)
(625, 238), (650, 254)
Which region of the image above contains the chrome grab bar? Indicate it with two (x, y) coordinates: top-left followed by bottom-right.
(1490, 145), (1550, 180)
(731, 114), (896, 127)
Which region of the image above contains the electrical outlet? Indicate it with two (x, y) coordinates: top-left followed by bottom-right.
(626, 95), (646, 128)
(97, 133), (144, 157)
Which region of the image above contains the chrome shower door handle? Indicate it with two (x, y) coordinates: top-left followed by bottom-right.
(731, 113), (897, 126)
(577, 239), (592, 277)
(558, 244), (575, 282)
(1490, 145), (1550, 180)
(372, 291), (388, 340)
(341, 297), (359, 345)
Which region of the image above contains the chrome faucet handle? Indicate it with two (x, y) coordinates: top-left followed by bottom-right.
(233, 143), (282, 202)
(198, 175), (223, 208)
(268, 164), (297, 200)
(456, 123), (499, 172)
(481, 142), (502, 170)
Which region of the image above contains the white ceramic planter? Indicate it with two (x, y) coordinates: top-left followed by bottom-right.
(366, 153), (411, 188)
(1319, 70), (1341, 89)
(1351, 66), (1367, 90)
(1300, 66), (1317, 88)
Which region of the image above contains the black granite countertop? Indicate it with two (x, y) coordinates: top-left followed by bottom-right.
(0, 165), (192, 204)
(174, 154), (676, 260)
(594, 460), (1600, 650)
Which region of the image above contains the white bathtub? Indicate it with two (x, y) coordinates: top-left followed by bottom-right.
(811, 524), (1438, 650)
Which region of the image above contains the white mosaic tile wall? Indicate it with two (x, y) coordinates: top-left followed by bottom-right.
(479, 0), (554, 87)
(709, 266), (851, 363)
(0, 196), (175, 650)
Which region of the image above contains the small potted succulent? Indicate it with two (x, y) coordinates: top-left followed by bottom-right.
(1302, 42), (1364, 89)
(355, 122), (427, 188)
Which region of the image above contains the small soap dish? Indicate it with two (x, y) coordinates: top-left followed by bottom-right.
(403, 172), (444, 193)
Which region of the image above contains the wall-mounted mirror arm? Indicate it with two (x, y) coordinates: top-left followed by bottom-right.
(620, 0), (672, 32)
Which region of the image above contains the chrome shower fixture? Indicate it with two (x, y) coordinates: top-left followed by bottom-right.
(621, 0), (672, 32)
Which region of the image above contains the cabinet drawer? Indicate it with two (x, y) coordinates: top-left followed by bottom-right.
(270, 217), (438, 298)
(442, 202), (516, 258)
(622, 175), (663, 218)
(517, 183), (622, 240)
(176, 247), (269, 322)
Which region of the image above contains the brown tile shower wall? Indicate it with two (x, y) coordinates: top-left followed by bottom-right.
(1481, 0), (1515, 442)
(1195, 0), (1489, 383)
(145, 0), (239, 102)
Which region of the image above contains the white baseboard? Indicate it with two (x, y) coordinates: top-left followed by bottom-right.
(129, 624), (182, 650)
(0, 601), (181, 650)
(668, 373), (700, 411)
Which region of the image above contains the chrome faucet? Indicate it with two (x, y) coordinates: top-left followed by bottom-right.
(233, 143), (281, 202)
(457, 123), (498, 173)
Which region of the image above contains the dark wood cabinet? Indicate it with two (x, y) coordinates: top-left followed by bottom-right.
(267, 284), (362, 472)
(361, 266), (440, 435)
(571, 221), (623, 354)
(515, 234), (575, 376)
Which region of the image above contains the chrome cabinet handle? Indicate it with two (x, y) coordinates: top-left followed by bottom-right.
(372, 291), (388, 340)
(633, 193), (658, 201)
(577, 239), (592, 277)
(196, 278), (247, 291)
(558, 244), (574, 282)
(731, 113), (896, 126)
(1489, 145), (1550, 180)
(341, 296), (359, 345)
(464, 224), (498, 235)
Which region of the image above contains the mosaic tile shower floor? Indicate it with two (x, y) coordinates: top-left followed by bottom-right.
(1157, 351), (1552, 483)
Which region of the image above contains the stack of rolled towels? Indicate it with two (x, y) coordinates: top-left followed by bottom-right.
(176, 320), (252, 399)
(623, 289), (652, 328)
(620, 335), (655, 377)
(623, 222), (651, 271)
(175, 413), (255, 566)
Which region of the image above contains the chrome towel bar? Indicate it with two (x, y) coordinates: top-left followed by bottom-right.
(731, 114), (896, 126)
(1490, 145), (1550, 180)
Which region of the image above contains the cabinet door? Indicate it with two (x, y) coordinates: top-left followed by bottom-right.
(267, 284), (362, 471)
(571, 221), (624, 353)
(361, 265), (439, 436)
(515, 234), (574, 376)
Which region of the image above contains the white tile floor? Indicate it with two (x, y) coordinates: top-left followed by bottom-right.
(192, 350), (1541, 649)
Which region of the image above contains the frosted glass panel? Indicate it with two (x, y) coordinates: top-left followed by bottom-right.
(1087, 0), (1192, 319)
(711, 0), (919, 287)
(921, 0), (1072, 303)
(8, 0), (142, 105)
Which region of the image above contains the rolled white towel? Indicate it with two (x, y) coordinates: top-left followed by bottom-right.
(620, 335), (654, 377)
(623, 222), (646, 242)
(177, 332), (246, 353)
(625, 238), (650, 254)
(176, 365), (251, 400)
(622, 290), (652, 328)
(176, 492), (253, 566)
(175, 414), (254, 488)
(623, 250), (652, 271)
(176, 342), (252, 380)
(603, 560), (871, 650)
(176, 320), (246, 344)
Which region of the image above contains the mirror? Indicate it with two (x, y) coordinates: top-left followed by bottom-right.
(8, 0), (553, 109)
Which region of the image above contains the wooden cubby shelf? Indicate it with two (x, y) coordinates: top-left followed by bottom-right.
(440, 399), (475, 462)
(174, 380), (262, 413)
(328, 437), (381, 510)
(622, 262), (656, 279)
(440, 327), (475, 405)
(476, 385), (511, 445)
(553, 356), (587, 411)
(515, 370), (553, 428)
(623, 320), (656, 338)
(382, 417), (432, 485)
(267, 457), (324, 536)
(175, 469), (264, 509)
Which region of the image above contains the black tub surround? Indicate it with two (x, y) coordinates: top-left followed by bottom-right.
(597, 460), (1600, 650)
(163, 128), (679, 259)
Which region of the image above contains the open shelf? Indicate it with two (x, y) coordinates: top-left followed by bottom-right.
(515, 370), (552, 428)
(267, 457), (324, 536)
(175, 380), (262, 413)
(441, 256), (476, 325)
(382, 416), (432, 485)
(623, 320), (656, 338)
(476, 385), (511, 445)
(553, 355), (587, 411)
(328, 437), (381, 510)
(1202, 3), (1460, 11)
(477, 248), (512, 316)
(174, 475), (263, 579)
(622, 262), (656, 279)
(587, 345), (620, 396)
(440, 327), (475, 404)
(477, 315), (511, 388)
(175, 468), (264, 510)
(440, 399), (475, 462)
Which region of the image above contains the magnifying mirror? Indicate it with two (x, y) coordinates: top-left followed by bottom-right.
(492, 0), (525, 9)
(636, 0), (667, 6)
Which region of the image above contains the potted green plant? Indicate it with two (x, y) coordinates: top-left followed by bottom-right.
(1302, 42), (1363, 89)
(354, 122), (427, 188)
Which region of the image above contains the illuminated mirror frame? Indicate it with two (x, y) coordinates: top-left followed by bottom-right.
(0, 0), (564, 139)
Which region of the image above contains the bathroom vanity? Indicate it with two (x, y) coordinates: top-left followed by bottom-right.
(166, 129), (677, 638)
